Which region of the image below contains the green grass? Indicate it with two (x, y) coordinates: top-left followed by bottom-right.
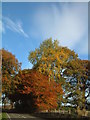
(0, 113), (2, 120)
(0, 113), (8, 120)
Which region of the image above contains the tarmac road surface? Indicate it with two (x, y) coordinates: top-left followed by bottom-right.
(3, 112), (90, 120)
(6, 113), (46, 120)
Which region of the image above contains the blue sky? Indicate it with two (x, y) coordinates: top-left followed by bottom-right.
(1, 2), (88, 69)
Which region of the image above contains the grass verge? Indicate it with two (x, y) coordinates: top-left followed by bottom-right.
(0, 113), (8, 120)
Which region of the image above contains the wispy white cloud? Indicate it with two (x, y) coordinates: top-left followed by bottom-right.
(31, 3), (88, 56)
(0, 20), (5, 33)
(3, 16), (29, 38)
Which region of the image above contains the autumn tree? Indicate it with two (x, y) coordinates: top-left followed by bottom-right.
(11, 69), (63, 111)
(63, 59), (89, 112)
(1, 49), (21, 107)
(28, 38), (78, 83)
(28, 38), (78, 108)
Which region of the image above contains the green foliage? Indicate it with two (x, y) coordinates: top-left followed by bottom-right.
(63, 59), (88, 110)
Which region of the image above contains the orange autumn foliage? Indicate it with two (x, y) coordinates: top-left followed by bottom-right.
(15, 69), (63, 111)
(1, 49), (21, 96)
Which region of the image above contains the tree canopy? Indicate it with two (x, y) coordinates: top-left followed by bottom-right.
(28, 38), (89, 111)
(28, 38), (78, 82)
(1, 49), (21, 97)
(1, 38), (89, 113)
(63, 59), (89, 109)
(12, 69), (63, 111)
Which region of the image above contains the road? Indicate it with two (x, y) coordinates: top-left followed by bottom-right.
(3, 112), (90, 120)
(6, 113), (46, 120)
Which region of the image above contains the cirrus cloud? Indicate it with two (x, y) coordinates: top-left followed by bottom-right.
(31, 3), (88, 57)
(2, 16), (29, 38)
